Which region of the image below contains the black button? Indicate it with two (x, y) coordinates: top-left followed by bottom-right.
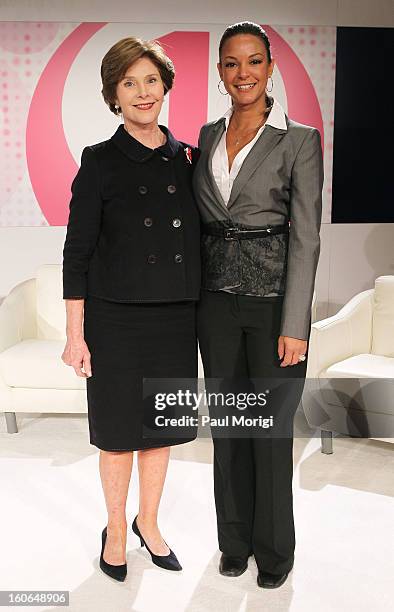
(162, 156), (169, 162)
(167, 185), (176, 194)
(147, 254), (156, 264)
(172, 218), (181, 228)
(174, 254), (183, 264)
(144, 217), (153, 227)
(138, 185), (148, 195)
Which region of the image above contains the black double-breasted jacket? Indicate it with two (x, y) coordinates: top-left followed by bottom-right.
(62, 125), (201, 302)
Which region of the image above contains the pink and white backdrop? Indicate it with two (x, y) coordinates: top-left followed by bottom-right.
(0, 22), (336, 228)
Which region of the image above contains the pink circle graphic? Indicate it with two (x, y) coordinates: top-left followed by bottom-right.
(26, 23), (107, 225)
(263, 25), (324, 150)
(26, 24), (324, 226)
(26, 24), (209, 226)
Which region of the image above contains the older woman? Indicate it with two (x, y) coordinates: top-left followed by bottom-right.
(193, 22), (323, 589)
(62, 37), (200, 581)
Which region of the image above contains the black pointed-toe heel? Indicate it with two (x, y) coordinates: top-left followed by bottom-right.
(131, 516), (182, 571)
(99, 526), (127, 582)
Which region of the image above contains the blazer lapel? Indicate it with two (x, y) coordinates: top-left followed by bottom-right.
(203, 119), (229, 213)
(227, 125), (287, 209)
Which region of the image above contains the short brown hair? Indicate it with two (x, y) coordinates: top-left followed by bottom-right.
(101, 37), (175, 115)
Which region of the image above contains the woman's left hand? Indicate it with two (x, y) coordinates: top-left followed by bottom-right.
(278, 336), (307, 367)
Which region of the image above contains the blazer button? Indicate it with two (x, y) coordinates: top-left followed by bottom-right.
(172, 218), (181, 228)
(144, 217), (153, 227)
(174, 253), (183, 264)
(138, 185), (148, 195)
(161, 156), (169, 162)
(147, 254), (156, 264)
(167, 184), (176, 194)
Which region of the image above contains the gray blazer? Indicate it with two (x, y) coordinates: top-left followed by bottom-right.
(193, 113), (324, 340)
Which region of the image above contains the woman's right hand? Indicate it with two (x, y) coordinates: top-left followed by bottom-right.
(61, 337), (92, 378)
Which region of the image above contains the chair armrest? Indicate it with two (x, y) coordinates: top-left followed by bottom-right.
(0, 279), (37, 352)
(307, 289), (374, 377)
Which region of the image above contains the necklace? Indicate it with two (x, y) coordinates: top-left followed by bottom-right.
(231, 119), (266, 146)
(230, 100), (273, 146)
(124, 123), (166, 148)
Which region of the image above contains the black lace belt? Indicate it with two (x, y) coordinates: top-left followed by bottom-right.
(202, 224), (289, 241)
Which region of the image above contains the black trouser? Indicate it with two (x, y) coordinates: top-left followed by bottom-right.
(197, 289), (309, 575)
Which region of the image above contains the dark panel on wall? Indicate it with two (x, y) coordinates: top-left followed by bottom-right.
(332, 27), (394, 223)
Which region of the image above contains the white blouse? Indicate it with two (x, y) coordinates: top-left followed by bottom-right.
(211, 97), (288, 206)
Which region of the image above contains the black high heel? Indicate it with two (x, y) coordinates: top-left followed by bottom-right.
(131, 516), (182, 571)
(99, 526), (127, 582)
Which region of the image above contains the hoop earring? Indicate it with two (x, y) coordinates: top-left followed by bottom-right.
(217, 80), (228, 96)
(266, 76), (274, 93)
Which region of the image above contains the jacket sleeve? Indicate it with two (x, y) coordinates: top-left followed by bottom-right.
(279, 128), (324, 340)
(62, 146), (103, 299)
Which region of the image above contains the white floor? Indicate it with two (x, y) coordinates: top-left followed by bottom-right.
(1, 411), (393, 612)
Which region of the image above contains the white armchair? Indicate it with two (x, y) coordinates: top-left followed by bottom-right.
(1, 264), (207, 434)
(0, 265), (87, 434)
(304, 276), (394, 453)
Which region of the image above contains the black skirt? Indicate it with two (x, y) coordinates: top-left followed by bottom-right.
(83, 296), (198, 451)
